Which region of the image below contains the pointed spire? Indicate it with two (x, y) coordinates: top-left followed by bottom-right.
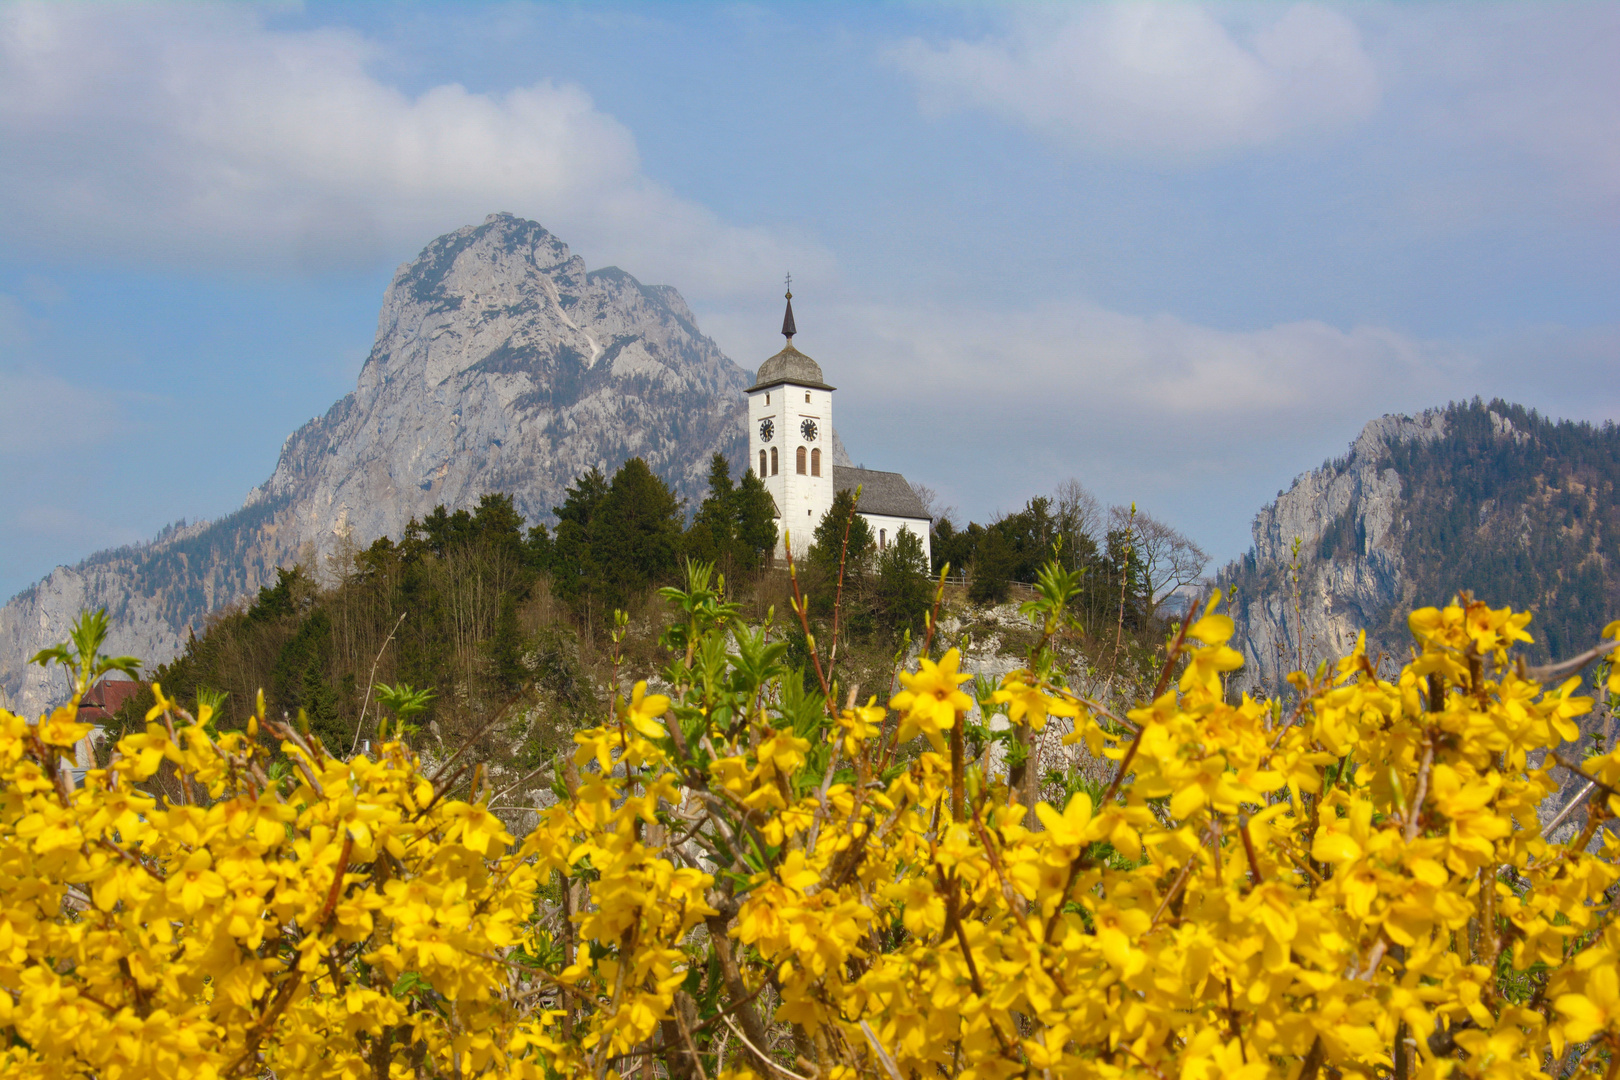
(781, 273), (796, 342)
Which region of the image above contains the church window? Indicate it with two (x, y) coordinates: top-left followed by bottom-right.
(880, 529), (887, 549)
(811, 448), (821, 476)
(796, 446), (807, 474)
(770, 447), (778, 475)
(766, 393), (770, 404)
(759, 449), (766, 477)
(805, 391), (811, 403)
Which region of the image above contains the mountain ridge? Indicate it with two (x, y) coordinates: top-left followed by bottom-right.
(1221, 398), (1620, 689)
(1, 214), (753, 715)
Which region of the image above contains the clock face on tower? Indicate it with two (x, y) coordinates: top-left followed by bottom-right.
(800, 418), (818, 442)
(758, 418), (774, 442)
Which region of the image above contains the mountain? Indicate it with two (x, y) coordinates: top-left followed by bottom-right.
(0, 214), (756, 716)
(1221, 399), (1620, 689)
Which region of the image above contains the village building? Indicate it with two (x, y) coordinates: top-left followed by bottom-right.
(746, 291), (932, 563)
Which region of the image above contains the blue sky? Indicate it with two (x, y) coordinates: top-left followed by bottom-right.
(2, 2), (1617, 600)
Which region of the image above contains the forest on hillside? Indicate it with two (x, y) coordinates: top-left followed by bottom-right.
(103, 455), (1205, 778)
(1223, 397), (1620, 673)
(1371, 400), (1620, 659)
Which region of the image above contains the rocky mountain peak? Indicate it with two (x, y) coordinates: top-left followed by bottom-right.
(2, 215), (751, 717)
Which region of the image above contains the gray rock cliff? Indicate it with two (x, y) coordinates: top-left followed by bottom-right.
(1220, 410), (1448, 689)
(1, 214), (752, 716)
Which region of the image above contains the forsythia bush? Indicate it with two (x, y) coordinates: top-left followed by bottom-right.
(2, 564), (1619, 1080)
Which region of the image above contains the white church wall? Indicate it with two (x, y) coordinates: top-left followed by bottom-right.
(861, 513), (932, 567)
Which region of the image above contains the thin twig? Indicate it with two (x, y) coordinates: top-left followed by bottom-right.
(859, 1021), (906, 1080)
(1551, 754), (1620, 801)
(350, 611), (408, 757)
(1542, 780), (1596, 838)
(720, 1013), (809, 1080)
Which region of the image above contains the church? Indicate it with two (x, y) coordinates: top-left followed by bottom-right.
(747, 290), (933, 565)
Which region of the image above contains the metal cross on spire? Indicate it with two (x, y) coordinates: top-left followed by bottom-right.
(780, 273), (797, 342)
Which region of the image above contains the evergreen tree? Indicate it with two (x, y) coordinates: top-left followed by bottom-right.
(810, 489), (875, 573)
(487, 595), (527, 696)
(550, 468), (610, 607)
(471, 492), (526, 561)
(586, 458), (685, 612)
(875, 528), (932, 632)
(733, 468), (779, 568)
(686, 453), (737, 568)
(969, 526), (1018, 603)
(931, 517), (977, 578)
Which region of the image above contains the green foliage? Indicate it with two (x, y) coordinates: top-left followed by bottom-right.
(874, 528), (931, 633)
(683, 453), (779, 576)
(589, 457), (685, 610)
(810, 488), (874, 572)
(551, 458), (684, 615)
(246, 566), (316, 624)
(28, 609), (141, 698)
(733, 468), (780, 564)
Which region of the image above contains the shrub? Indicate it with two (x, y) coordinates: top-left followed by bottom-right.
(3, 578), (1619, 1080)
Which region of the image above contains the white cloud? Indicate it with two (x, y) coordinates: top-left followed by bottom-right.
(1397, 5), (1620, 212)
(0, 3), (831, 295)
(826, 300), (1466, 428)
(893, 4), (1379, 159)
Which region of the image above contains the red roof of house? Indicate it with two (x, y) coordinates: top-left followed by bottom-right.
(77, 676), (145, 724)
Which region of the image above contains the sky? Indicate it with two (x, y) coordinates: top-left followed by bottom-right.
(1, 1), (1617, 601)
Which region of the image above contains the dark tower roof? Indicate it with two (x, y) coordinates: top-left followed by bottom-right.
(750, 281), (833, 392)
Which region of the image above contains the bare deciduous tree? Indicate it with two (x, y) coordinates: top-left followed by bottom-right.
(909, 481), (956, 530)
(1109, 506), (1209, 608)
(1053, 479), (1102, 565)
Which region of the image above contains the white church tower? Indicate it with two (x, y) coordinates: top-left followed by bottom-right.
(747, 286), (933, 566)
(748, 288), (834, 560)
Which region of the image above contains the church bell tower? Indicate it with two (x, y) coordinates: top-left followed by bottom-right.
(747, 285), (835, 560)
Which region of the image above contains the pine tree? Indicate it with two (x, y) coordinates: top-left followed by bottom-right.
(810, 488), (875, 573)
(586, 458), (685, 612)
(733, 469), (779, 570)
(687, 453), (737, 569)
(550, 468), (610, 607)
(876, 528), (931, 632)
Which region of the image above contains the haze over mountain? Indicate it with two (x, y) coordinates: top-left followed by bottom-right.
(1221, 399), (1620, 689)
(0, 214), (759, 715)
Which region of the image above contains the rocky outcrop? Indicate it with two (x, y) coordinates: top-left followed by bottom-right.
(1220, 410), (1447, 689)
(2, 214), (752, 716)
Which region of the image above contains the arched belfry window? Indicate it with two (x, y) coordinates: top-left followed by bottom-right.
(810, 448), (821, 477)
(758, 449), (767, 477)
(796, 446), (807, 475)
(770, 447), (778, 475)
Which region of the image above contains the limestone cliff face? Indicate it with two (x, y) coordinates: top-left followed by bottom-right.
(1220, 411), (1448, 689)
(1, 214), (749, 715)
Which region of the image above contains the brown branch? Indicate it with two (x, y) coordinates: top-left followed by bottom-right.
(1237, 813), (1263, 888)
(1151, 599), (1202, 701)
(1404, 736), (1436, 844)
(783, 544), (837, 716)
(1526, 638), (1620, 684)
